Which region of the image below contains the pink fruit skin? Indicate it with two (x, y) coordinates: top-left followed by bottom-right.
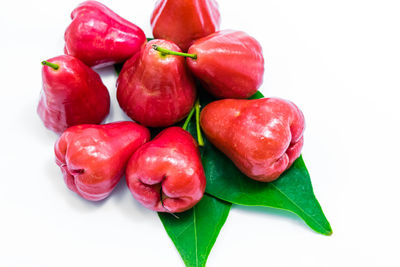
(117, 40), (196, 128)
(200, 98), (305, 182)
(54, 122), (150, 201)
(187, 30), (265, 99)
(37, 55), (110, 134)
(151, 0), (221, 51)
(126, 127), (206, 213)
(64, 1), (146, 68)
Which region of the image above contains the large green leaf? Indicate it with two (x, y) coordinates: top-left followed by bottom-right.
(186, 90), (332, 235)
(204, 152), (332, 235)
(159, 194), (231, 267)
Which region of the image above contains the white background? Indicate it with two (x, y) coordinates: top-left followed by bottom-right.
(1, 0), (399, 266)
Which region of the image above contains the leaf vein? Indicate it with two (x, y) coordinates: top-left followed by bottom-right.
(174, 222), (194, 239)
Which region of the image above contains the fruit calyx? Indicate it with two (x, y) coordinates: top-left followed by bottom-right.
(159, 186), (180, 219)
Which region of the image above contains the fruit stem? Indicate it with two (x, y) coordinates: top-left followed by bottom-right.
(152, 45), (197, 59)
(41, 61), (59, 70)
(195, 98), (204, 147)
(182, 107), (195, 131)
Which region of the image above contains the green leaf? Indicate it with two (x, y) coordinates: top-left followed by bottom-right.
(248, 90), (264, 100)
(186, 90), (332, 235)
(159, 194), (231, 267)
(204, 152), (332, 235)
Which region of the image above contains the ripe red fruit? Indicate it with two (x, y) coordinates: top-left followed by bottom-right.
(55, 122), (150, 201)
(187, 30), (265, 99)
(64, 1), (146, 68)
(151, 0), (220, 51)
(200, 98), (305, 182)
(126, 127), (206, 213)
(117, 40), (196, 128)
(37, 55), (110, 134)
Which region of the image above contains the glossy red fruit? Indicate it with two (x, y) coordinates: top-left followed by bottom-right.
(126, 127), (206, 213)
(187, 30), (264, 99)
(37, 55), (110, 134)
(151, 0), (220, 51)
(65, 1), (146, 68)
(55, 122), (150, 201)
(200, 98), (305, 182)
(117, 40), (196, 128)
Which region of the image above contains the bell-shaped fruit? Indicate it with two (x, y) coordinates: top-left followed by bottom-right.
(55, 122), (150, 201)
(117, 40), (196, 128)
(126, 127), (206, 213)
(151, 0), (220, 51)
(200, 98), (305, 182)
(37, 55), (110, 134)
(65, 1), (146, 68)
(187, 30), (264, 99)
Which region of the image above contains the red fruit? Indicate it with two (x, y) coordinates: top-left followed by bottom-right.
(187, 30), (264, 99)
(151, 0), (220, 51)
(37, 55), (110, 134)
(65, 1), (146, 68)
(117, 40), (196, 128)
(126, 127), (206, 213)
(200, 98), (305, 182)
(55, 122), (150, 201)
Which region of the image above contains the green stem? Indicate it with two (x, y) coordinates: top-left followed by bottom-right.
(182, 106), (195, 131)
(195, 98), (204, 147)
(41, 61), (59, 70)
(152, 44), (197, 59)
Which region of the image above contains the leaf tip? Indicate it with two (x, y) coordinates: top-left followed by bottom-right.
(321, 225), (333, 236)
